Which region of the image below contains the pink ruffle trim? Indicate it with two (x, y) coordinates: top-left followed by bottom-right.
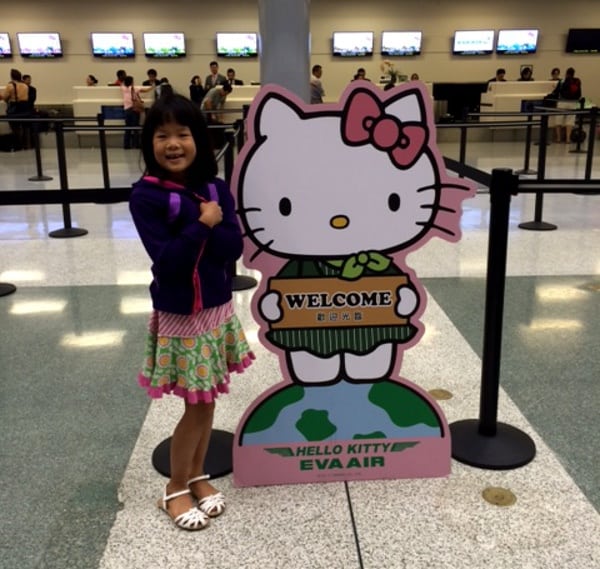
(138, 352), (255, 405)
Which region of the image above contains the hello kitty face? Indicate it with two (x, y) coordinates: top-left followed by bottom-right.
(236, 83), (472, 263)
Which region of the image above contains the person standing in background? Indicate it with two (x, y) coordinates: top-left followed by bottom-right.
(201, 82), (233, 124)
(189, 75), (204, 105)
(226, 68), (244, 86)
(204, 61), (226, 91)
(86, 74), (99, 86)
(488, 68), (506, 84)
(121, 75), (154, 149)
(352, 67), (370, 82)
(143, 68), (162, 101)
(22, 75), (37, 112)
(518, 66), (534, 81)
(0, 68), (31, 150)
(109, 69), (127, 86)
(22, 74), (37, 149)
(310, 64), (324, 104)
(555, 67), (582, 144)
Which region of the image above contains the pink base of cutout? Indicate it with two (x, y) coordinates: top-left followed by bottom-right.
(233, 436), (450, 487)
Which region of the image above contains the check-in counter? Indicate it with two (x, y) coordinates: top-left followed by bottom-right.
(72, 86), (126, 145)
(480, 81), (557, 122)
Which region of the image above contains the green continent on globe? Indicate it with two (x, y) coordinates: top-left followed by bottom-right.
(295, 409), (337, 441)
(243, 385), (305, 434)
(368, 382), (441, 430)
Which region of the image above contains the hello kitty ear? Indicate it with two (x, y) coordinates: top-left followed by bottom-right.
(385, 90), (425, 123)
(254, 94), (302, 138)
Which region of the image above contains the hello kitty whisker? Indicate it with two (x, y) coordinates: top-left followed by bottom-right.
(421, 204), (456, 213)
(416, 184), (438, 193)
(237, 206), (263, 214)
(249, 240), (273, 263)
(441, 182), (473, 192)
(242, 227), (265, 239)
(429, 223), (456, 236)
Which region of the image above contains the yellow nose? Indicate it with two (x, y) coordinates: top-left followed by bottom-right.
(330, 215), (349, 229)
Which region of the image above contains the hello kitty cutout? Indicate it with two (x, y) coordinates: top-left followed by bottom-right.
(232, 81), (476, 487)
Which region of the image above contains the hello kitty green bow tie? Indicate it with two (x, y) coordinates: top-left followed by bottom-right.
(328, 251), (392, 280)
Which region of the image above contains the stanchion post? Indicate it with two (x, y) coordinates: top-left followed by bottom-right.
(28, 119), (53, 182)
(458, 125), (467, 177)
(450, 168), (536, 469)
(0, 282), (17, 297)
(48, 122), (88, 239)
(570, 99), (586, 154)
(584, 107), (597, 181)
(515, 109), (536, 175)
(97, 114), (111, 190)
(518, 112), (557, 231)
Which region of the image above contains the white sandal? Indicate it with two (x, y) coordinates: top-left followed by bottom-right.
(158, 487), (210, 531)
(188, 474), (226, 518)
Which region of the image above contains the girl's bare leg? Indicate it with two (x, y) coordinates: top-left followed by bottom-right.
(163, 400), (215, 518)
(188, 402), (221, 499)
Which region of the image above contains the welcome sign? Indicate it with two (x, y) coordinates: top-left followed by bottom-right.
(232, 82), (476, 486)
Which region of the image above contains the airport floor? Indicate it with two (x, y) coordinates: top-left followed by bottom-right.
(1, 139), (599, 569)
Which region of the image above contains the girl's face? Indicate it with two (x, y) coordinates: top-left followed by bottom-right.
(152, 121), (196, 183)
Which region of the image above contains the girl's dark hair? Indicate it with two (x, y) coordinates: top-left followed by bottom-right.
(141, 94), (218, 185)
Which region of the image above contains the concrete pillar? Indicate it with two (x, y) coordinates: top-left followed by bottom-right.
(258, 0), (311, 103)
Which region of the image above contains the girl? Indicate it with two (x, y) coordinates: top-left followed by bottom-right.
(129, 94), (254, 531)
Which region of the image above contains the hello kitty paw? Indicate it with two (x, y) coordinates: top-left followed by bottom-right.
(260, 292), (282, 321)
(395, 286), (418, 317)
(289, 352), (341, 384)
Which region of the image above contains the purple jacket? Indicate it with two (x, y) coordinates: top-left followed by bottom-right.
(129, 176), (243, 315)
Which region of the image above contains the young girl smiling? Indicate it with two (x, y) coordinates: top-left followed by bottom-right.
(129, 94), (254, 531)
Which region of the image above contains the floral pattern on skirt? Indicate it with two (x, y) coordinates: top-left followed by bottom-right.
(138, 310), (254, 405)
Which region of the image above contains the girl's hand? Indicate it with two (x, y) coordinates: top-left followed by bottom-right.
(198, 201), (223, 228)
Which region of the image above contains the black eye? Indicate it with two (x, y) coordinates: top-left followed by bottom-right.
(279, 197), (292, 216)
(388, 193), (401, 212)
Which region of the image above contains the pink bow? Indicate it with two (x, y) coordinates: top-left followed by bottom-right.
(342, 90), (427, 169)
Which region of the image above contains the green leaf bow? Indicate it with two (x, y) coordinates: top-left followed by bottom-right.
(327, 251), (392, 280)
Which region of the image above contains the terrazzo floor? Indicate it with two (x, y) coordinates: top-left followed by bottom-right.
(0, 139), (599, 569)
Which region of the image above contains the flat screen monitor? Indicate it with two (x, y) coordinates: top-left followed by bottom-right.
(496, 29), (539, 54)
(452, 30), (494, 55)
(565, 28), (600, 54)
(332, 31), (374, 57)
(143, 32), (185, 58)
(381, 31), (422, 56)
(216, 32), (258, 57)
(0, 33), (11, 58)
(17, 32), (63, 58)
(91, 33), (135, 58)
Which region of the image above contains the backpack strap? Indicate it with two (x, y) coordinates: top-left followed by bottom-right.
(167, 183), (218, 224)
(207, 183), (218, 203)
(167, 192), (181, 223)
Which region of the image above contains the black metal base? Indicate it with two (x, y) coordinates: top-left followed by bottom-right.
(232, 275), (258, 291)
(518, 220), (557, 231)
(450, 419), (536, 470)
(151, 429), (234, 479)
(48, 227), (89, 238)
(515, 168), (537, 175)
(28, 175), (53, 181)
(0, 283), (17, 297)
